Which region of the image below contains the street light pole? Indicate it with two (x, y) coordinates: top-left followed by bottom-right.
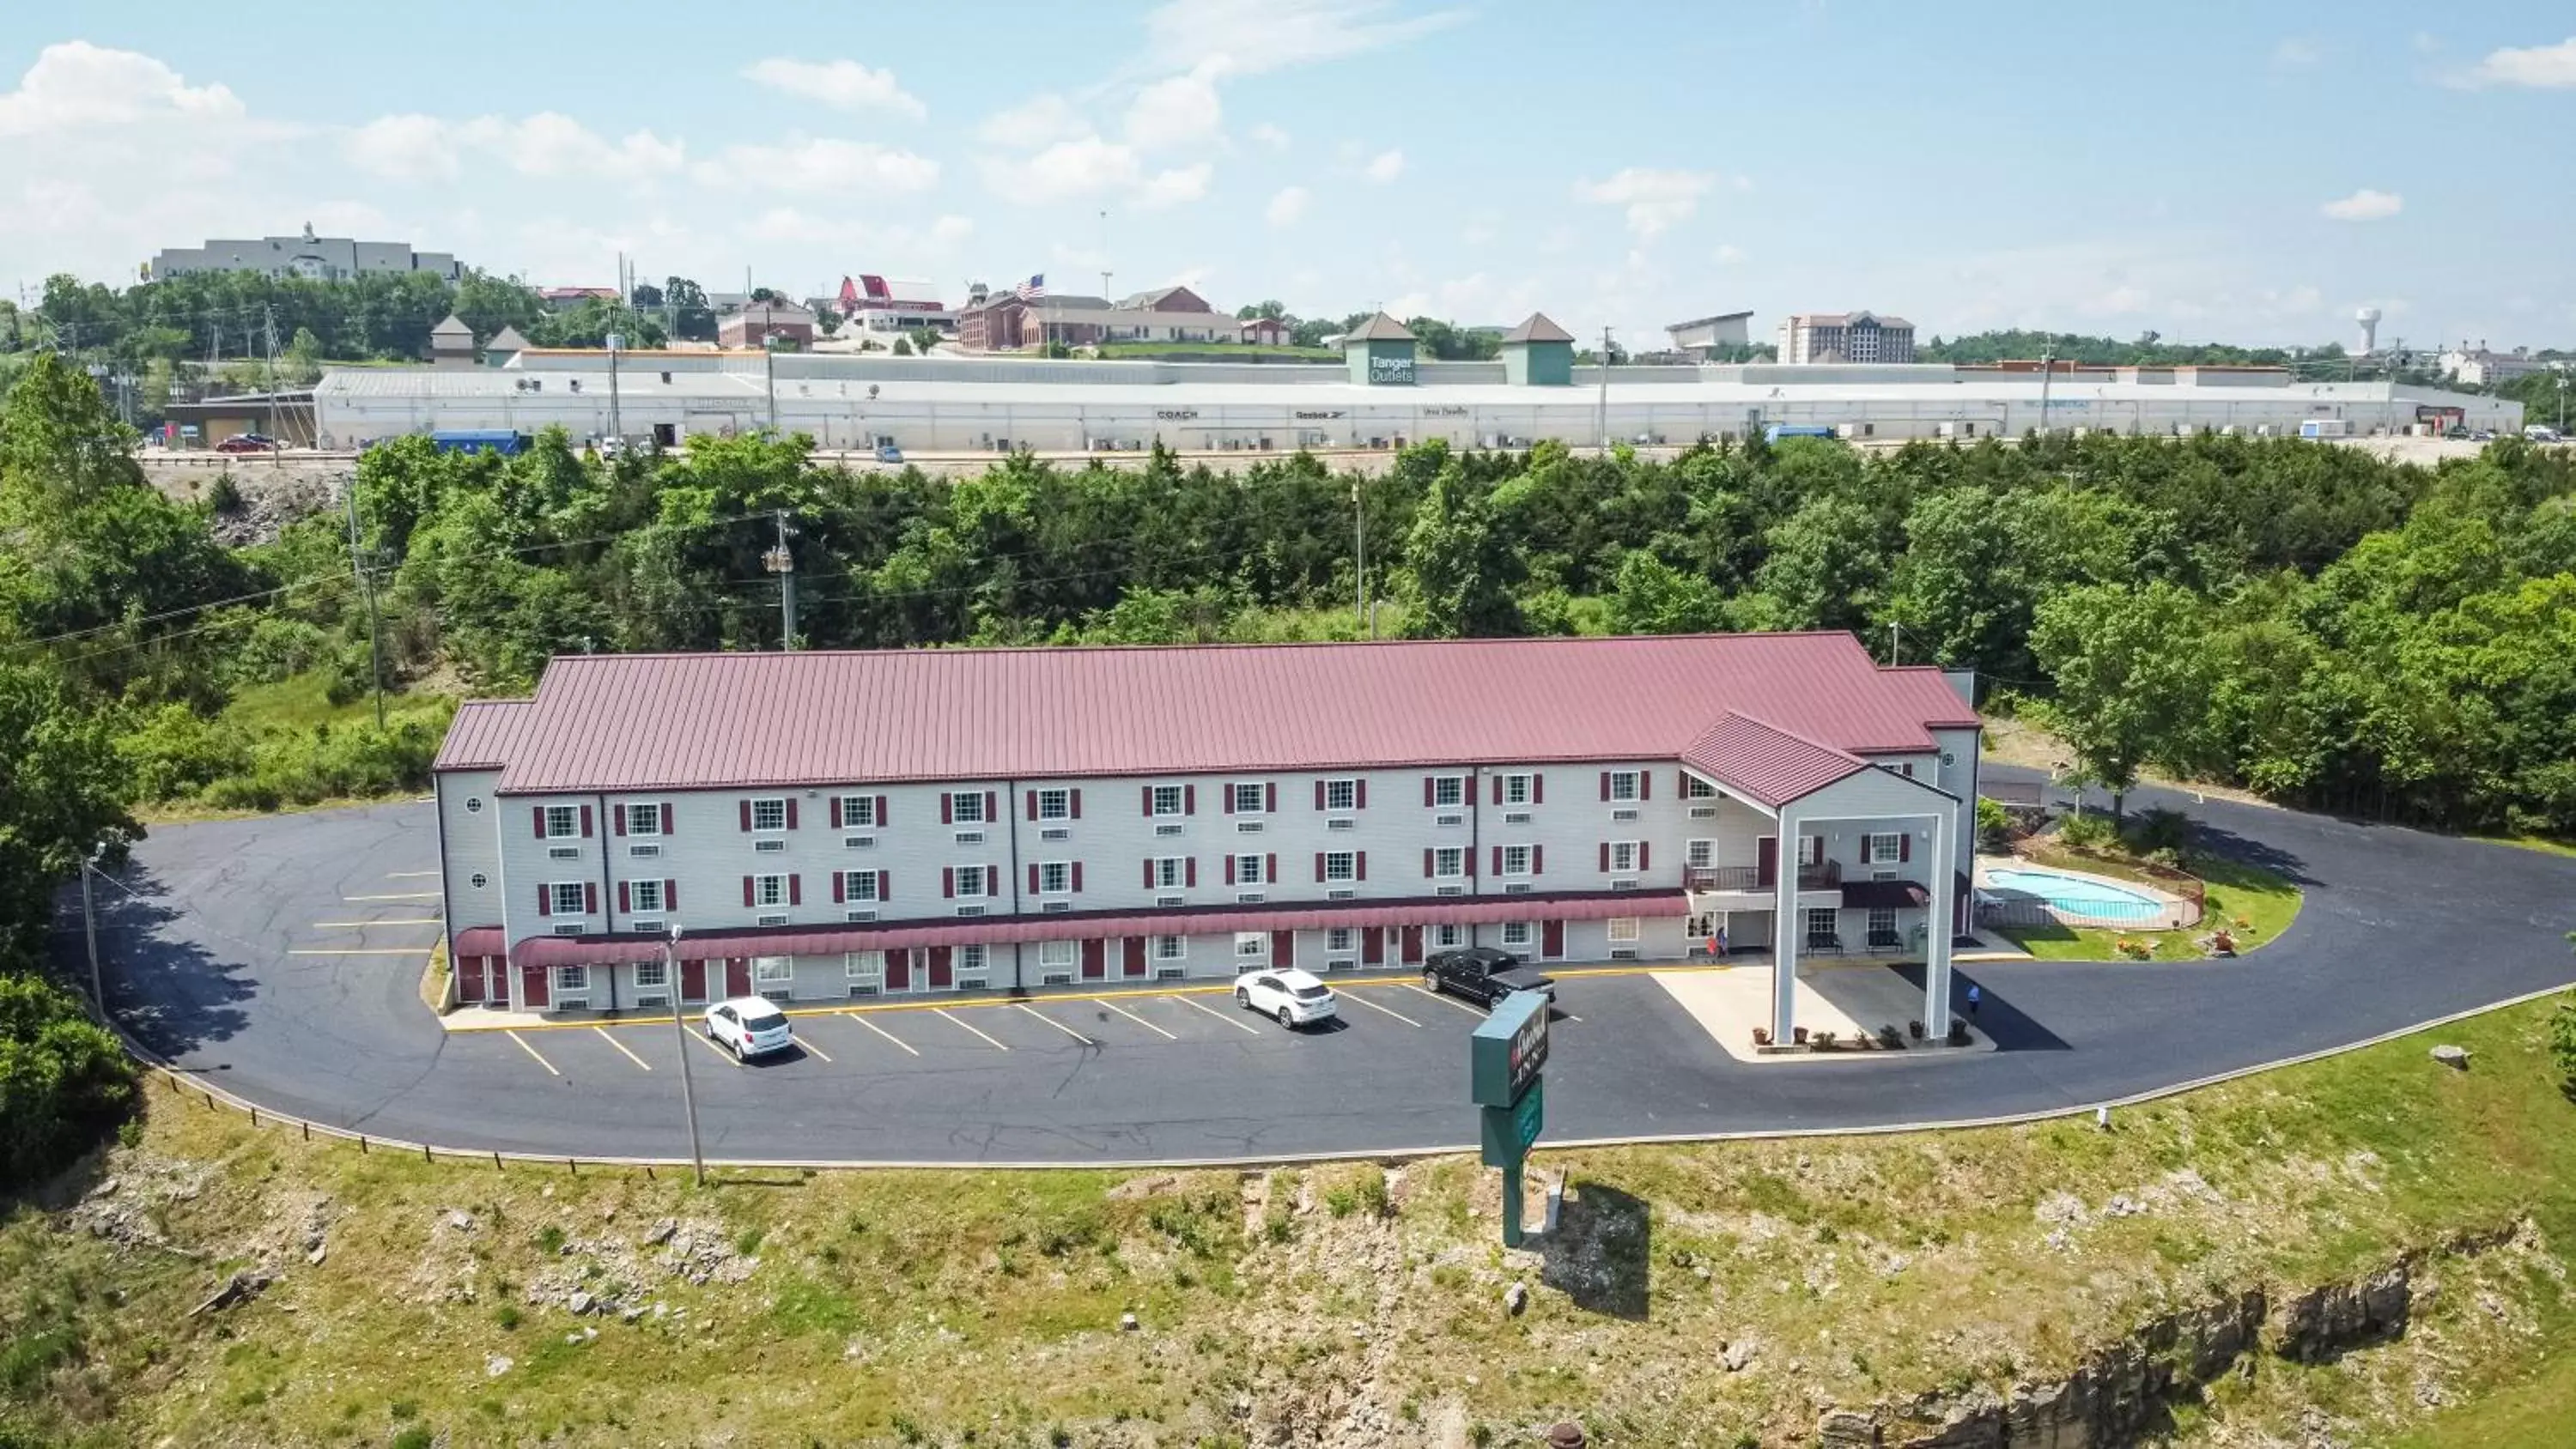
(343, 473), (386, 729)
(664, 925), (705, 1186)
(79, 845), (106, 1013)
(1352, 480), (1370, 639)
(1596, 326), (1614, 457)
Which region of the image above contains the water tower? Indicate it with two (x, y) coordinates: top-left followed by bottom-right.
(2356, 306), (2382, 356)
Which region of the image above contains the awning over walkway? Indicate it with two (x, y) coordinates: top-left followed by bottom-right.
(504, 891), (1690, 968)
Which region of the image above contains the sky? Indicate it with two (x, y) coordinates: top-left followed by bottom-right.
(3, 1), (2573, 352)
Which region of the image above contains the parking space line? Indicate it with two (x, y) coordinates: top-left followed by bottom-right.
(795, 1034), (835, 1064)
(341, 891), (441, 902)
(1335, 990), (1423, 1028)
(505, 1030), (560, 1077)
(1099, 999), (1178, 1040)
(1017, 1003), (1096, 1046)
(934, 1008), (1011, 1051)
(592, 1027), (652, 1070)
(849, 1013), (920, 1057)
(313, 918), (445, 929)
(688, 1029), (744, 1067)
(1405, 984), (1488, 1018)
(287, 947), (434, 956)
(1172, 993), (1261, 1034)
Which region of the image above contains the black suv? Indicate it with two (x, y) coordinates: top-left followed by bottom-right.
(1420, 946), (1558, 1008)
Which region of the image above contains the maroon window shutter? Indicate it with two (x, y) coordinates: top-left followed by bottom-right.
(660, 803), (674, 834)
(831, 796), (843, 828)
(1534, 845), (1545, 875)
(617, 881), (630, 912)
(1492, 775), (1504, 804)
(876, 794), (889, 826)
(1639, 772), (1651, 802)
(1265, 782), (1277, 813)
(876, 870), (889, 898)
(1356, 851), (1367, 881)
(1265, 852), (1276, 883)
(788, 875), (801, 906)
(943, 868), (955, 899)
(786, 798), (799, 830)
(532, 806), (546, 840)
(1599, 771), (1611, 801)
(1314, 852), (1326, 882)
(1423, 776), (1434, 807)
(1185, 858), (1198, 887)
(1184, 784), (1197, 815)
(1356, 779), (1368, 809)
(738, 800), (751, 832)
(1143, 858), (1154, 888)
(1423, 848), (1434, 878)
(1492, 846), (1504, 876)
(1224, 783), (1236, 815)
(1070, 788), (1082, 819)
(537, 884), (551, 916)
(1465, 849), (1476, 877)
(1026, 790), (1038, 821)
(1900, 834), (1912, 863)
(665, 879), (677, 909)
(1639, 842), (1651, 871)
(1029, 864), (1041, 894)
(742, 875), (754, 906)
(1599, 842), (1611, 872)
(984, 790), (997, 823)
(941, 793), (953, 825)
(1224, 856), (1236, 885)
(1314, 780), (1326, 810)
(614, 806), (627, 836)
(1071, 862), (1084, 892)
(1142, 785), (1153, 816)
(834, 871), (846, 903)
(580, 804), (594, 837)
(1678, 769), (1691, 798)
(1533, 774), (1544, 804)
(584, 882), (598, 914)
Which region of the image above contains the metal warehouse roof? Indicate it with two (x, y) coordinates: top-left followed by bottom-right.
(449, 633), (1979, 794)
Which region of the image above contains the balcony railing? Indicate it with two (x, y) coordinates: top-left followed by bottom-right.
(1684, 860), (1842, 892)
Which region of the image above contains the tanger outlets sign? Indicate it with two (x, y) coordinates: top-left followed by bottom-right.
(1368, 355), (1417, 385)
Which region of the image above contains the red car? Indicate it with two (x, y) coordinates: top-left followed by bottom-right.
(215, 433), (280, 453)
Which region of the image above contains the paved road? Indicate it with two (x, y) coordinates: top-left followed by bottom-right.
(67, 769), (2576, 1166)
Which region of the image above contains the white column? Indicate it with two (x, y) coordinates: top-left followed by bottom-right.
(1924, 807), (1956, 1039)
(1771, 809), (1800, 1044)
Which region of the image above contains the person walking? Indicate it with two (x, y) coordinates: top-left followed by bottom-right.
(1965, 982), (1982, 1017)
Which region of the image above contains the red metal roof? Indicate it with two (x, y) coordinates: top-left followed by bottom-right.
(1680, 712), (1870, 809)
(433, 700), (538, 773)
(503, 891), (1688, 967)
(461, 634), (1977, 794)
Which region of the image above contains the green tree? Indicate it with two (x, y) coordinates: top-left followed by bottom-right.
(2028, 580), (2208, 822)
(1396, 459), (1519, 637)
(1606, 551), (1725, 634)
(0, 971), (136, 1188)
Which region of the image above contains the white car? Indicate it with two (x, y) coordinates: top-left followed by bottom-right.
(1234, 967), (1339, 1028)
(703, 997), (795, 1058)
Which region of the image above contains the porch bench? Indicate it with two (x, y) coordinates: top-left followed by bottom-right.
(1803, 933), (1845, 955)
(1866, 929), (1905, 952)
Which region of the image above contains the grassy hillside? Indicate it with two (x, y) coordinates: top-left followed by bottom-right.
(4, 997), (2572, 1447)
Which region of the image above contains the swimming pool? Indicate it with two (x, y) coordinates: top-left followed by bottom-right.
(1983, 866), (2166, 922)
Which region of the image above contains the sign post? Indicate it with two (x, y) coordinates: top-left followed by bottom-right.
(1470, 990), (1551, 1247)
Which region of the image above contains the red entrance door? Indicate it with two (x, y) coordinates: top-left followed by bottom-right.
(1271, 930), (1295, 968)
(1362, 928), (1384, 966)
(887, 950), (912, 991)
(1541, 920), (1565, 960)
(1400, 926), (1425, 965)
(521, 965), (550, 1009)
(1756, 836), (1778, 888)
(680, 958), (708, 1002)
(1080, 938), (1107, 980)
(1121, 937), (1148, 978)
(458, 955), (487, 1003)
(927, 946), (954, 989)
(724, 957), (751, 996)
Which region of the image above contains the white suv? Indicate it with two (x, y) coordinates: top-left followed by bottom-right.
(1234, 968), (1339, 1029)
(703, 997), (794, 1058)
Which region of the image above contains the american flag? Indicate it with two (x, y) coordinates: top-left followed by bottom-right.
(1013, 273), (1046, 300)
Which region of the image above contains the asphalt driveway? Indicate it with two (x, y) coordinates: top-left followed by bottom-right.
(65, 768), (2576, 1165)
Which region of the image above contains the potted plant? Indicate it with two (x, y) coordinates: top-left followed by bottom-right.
(1947, 1020), (1971, 1046)
(1753, 1027), (1771, 1046)
(1909, 1019), (1925, 1040)
(1877, 1025), (1903, 1049)
(1793, 1026), (1810, 1046)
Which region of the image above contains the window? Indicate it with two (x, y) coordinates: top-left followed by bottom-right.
(1327, 926), (1354, 953)
(1151, 785), (1184, 817)
(630, 879), (665, 913)
(1154, 934), (1187, 961)
(1499, 921), (1534, 949)
(842, 870), (880, 902)
(1230, 782), (1266, 814)
(1324, 851), (1357, 882)
(1151, 857), (1187, 889)
(1686, 839), (1716, 869)
(635, 958), (668, 990)
(624, 803), (664, 836)
(957, 944), (987, 975)
(949, 791), (987, 825)
(1324, 779), (1358, 812)
(1684, 773), (1717, 800)
(1430, 923), (1464, 949)
(847, 950), (884, 981)
(1607, 771), (1641, 803)
(1606, 917), (1641, 944)
(1036, 788), (1071, 821)
(952, 865), (990, 899)
(1502, 773), (1533, 806)
(466, 797), (483, 813)
(750, 797), (787, 832)
(549, 882), (587, 915)
(1608, 841), (1640, 873)
(553, 964), (588, 994)
(1806, 907), (1838, 942)
(1430, 775), (1465, 808)
(1864, 832), (1905, 864)
(754, 955), (793, 985)
(1867, 907), (1899, 940)
(839, 794), (878, 828)
(1039, 861), (1072, 894)
(1235, 931), (1267, 960)
(1500, 845), (1534, 876)
(470, 872), (488, 889)
(1234, 854), (1265, 886)
(753, 874), (787, 908)
(1037, 940), (1076, 970)
(544, 804), (580, 839)
(1432, 846), (1465, 878)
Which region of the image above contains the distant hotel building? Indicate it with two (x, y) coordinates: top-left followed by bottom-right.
(1777, 312), (1916, 365)
(147, 223), (462, 283)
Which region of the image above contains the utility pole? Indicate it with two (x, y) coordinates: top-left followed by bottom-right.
(1889, 620), (1901, 666)
(263, 305), (281, 463)
(1352, 480), (1370, 639)
(343, 473), (387, 728)
(2036, 338), (2056, 439)
(764, 510), (799, 649)
(606, 330), (624, 450)
(1098, 209), (1112, 300)
(1596, 326), (1614, 456)
(662, 926), (705, 1186)
(79, 845), (105, 1013)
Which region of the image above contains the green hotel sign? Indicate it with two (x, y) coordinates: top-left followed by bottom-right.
(1470, 990), (1551, 1246)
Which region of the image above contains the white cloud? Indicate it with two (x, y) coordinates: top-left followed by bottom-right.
(1141, 161), (1212, 206)
(695, 138), (939, 192)
(977, 93), (1089, 149)
(1250, 122), (1291, 151)
(344, 113), (459, 181)
(1266, 185), (1310, 226)
(2319, 187), (2402, 221)
(1363, 149), (1404, 183)
(2459, 35), (2576, 88)
(1145, 0), (1466, 76)
(739, 58), (927, 118)
(1712, 243), (1747, 264)
(0, 40), (244, 136)
(930, 215), (975, 246)
(1575, 167), (1717, 238)
(1124, 64), (1225, 151)
(2270, 37), (2320, 70)
(981, 136), (1207, 208)
(347, 112), (685, 183)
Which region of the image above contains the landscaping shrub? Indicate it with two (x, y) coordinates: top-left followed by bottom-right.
(0, 971), (137, 1190)
(114, 703), (252, 803)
